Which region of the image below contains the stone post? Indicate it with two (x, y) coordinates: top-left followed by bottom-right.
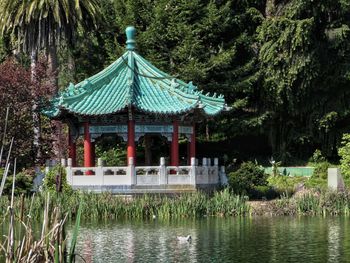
(97, 158), (104, 167)
(212, 158), (220, 184)
(159, 157), (166, 185)
(66, 158), (73, 185)
(202, 158), (209, 184)
(61, 158), (66, 167)
(129, 157), (136, 185)
(220, 166), (228, 185)
(214, 158), (219, 166)
(190, 157), (196, 185)
(96, 158), (104, 187)
(202, 158), (207, 166)
(328, 168), (345, 191)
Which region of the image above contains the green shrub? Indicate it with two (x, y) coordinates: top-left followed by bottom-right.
(309, 149), (326, 164)
(96, 145), (126, 166)
(312, 161), (330, 179)
(250, 185), (279, 200)
(268, 175), (306, 196)
(339, 133), (350, 180)
(304, 177), (327, 190)
(43, 165), (72, 194)
(2, 169), (34, 196)
(228, 161), (268, 197)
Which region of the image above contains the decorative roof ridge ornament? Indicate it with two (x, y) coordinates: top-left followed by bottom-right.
(187, 81), (197, 93)
(171, 78), (179, 89)
(126, 26), (136, 51)
(125, 26), (136, 104)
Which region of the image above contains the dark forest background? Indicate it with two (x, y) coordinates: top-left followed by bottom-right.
(1, 0), (350, 168)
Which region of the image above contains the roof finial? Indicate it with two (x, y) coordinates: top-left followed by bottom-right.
(126, 26), (136, 50)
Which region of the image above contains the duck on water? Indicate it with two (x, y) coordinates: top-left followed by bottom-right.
(177, 235), (192, 242)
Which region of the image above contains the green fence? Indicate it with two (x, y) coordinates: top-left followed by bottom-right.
(264, 167), (314, 177)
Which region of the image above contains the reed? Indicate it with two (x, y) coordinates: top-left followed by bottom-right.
(0, 190), (250, 222)
(1, 193), (64, 262)
(251, 190), (350, 216)
(0, 192), (84, 262)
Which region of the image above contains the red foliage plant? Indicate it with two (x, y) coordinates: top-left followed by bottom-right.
(0, 57), (55, 168)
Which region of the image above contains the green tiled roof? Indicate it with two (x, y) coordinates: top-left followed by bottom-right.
(42, 26), (227, 118)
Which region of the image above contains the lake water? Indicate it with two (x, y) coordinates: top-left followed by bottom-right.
(70, 217), (350, 263)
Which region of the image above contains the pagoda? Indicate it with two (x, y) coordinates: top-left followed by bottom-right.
(43, 26), (227, 192)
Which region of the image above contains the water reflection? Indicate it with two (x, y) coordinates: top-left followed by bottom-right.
(68, 217), (350, 263)
(328, 223), (340, 263)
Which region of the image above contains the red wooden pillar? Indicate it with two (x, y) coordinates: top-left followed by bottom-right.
(91, 141), (96, 167)
(84, 122), (93, 168)
(190, 124), (196, 159)
(68, 133), (76, 167)
(171, 120), (179, 166)
(127, 119), (136, 165)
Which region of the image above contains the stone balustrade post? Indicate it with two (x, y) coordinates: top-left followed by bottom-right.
(65, 158), (73, 185)
(159, 157), (166, 185)
(96, 158), (104, 185)
(214, 158), (219, 166)
(190, 157), (196, 185)
(220, 166), (228, 185)
(201, 158), (209, 184)
(207, 158), (211, 167)
(213, 158), (219, 184)
(202, 158), (207, 166)
(128, 157), (136, 185)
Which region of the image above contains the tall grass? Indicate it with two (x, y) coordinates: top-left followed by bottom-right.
(2, 189), (349, 223)
(0, 190), (250, 221)
(0, 193), (83, 262)
(1, 193), (65, 262)
(253, 190), (350, 216)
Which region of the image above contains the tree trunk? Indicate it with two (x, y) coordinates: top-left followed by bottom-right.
(67, 49), (76, 82)
(206, 123), (210, 140)
(265, 0), (276, 18)
(47, 43), (58, 92)
(47, 42), (64, 160)
(31, 49), (42, 164)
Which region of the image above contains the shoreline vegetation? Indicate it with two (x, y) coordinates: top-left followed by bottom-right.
(0, 193), (82, 262)
(1, 189), (350, 223)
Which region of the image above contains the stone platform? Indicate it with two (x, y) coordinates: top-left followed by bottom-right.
(60, 157), (227, 194)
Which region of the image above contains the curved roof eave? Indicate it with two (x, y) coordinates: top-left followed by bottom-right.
(41, 26), (228, 119)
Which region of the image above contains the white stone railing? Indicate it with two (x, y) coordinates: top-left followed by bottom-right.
(62, 157), (226, 189)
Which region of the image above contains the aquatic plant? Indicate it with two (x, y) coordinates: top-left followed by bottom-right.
(0, 190), (251, 221)
(250, 190), (350, 216)
(208, 189), (249, 216)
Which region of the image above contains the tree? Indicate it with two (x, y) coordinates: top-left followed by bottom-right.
(0, 0), (101, 162)
(0, 58), (54, 167)
(258, 0), (350, 161)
